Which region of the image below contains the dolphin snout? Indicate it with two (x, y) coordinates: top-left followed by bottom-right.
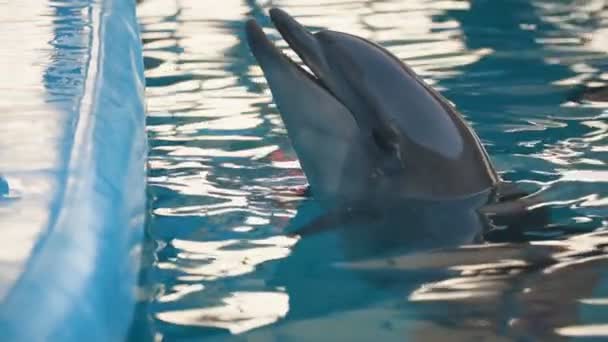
(245, 19), (279, 64)
(269, 8), (327, 79)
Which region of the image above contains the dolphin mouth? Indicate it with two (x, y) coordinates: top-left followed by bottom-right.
(268, 8), (327, 78)
(245, 9), (330, 92)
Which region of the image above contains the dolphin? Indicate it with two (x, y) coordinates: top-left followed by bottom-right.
(245, 9), (543, 248)
(242, 9), (558, 324)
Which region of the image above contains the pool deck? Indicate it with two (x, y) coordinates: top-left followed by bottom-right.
(0, 0), (146, 340)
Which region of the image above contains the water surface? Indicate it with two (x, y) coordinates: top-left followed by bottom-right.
(134, 0), (608, 340)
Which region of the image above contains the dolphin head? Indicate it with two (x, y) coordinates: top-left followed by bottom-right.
(246, 9), (499, 206)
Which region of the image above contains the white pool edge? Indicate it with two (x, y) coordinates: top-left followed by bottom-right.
(0, 0), (147, 340)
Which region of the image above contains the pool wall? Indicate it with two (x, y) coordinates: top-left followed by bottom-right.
(0, 0), (146, 340)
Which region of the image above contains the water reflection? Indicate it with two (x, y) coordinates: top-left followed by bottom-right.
(157, 291), (289, 334)
(0, 0), (85, 300)
(136, 0), (608, 341)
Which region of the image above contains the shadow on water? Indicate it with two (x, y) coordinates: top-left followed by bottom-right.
(130, 0), (608, 341)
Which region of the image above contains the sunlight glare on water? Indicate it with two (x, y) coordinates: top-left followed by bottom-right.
(134, 0), (608, 341)
(0, 0), (87, 300)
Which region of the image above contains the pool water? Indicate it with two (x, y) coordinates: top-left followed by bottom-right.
(133, 0), (608, 340)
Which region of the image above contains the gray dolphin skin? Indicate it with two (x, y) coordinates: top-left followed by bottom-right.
(245, 9), (535, 246)
(246, 9), (498, 201)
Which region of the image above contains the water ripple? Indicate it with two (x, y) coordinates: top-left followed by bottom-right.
(134, 0), (608, 341)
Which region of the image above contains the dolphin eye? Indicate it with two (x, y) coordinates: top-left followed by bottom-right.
(372, 129), (407, 170)
(372, 130), (393, 152)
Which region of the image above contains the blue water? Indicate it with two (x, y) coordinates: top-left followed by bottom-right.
(133, 0), (608, 341)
